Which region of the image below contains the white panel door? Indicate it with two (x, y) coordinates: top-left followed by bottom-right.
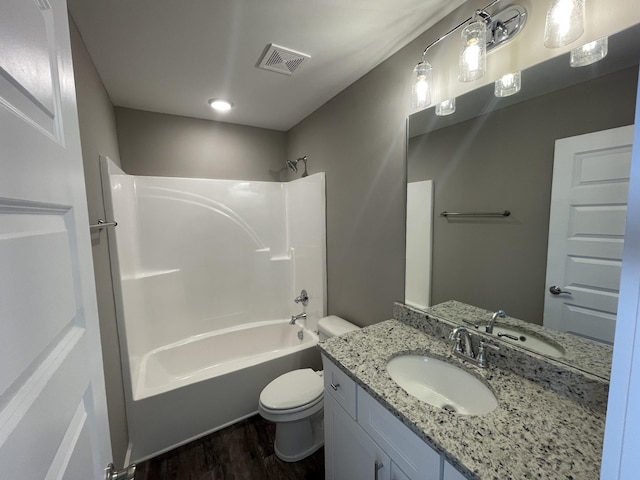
(544, 125), (634, 343)
(0, 0), (112, 479)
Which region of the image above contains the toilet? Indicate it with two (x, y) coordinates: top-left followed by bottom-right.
(258, 315), (359, 462)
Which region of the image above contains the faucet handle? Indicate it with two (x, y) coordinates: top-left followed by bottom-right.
(477, 341), (499, 368)
(479, 340), (500, 351)
(294, 289), (309, 306)
(462, 318), (479, 329)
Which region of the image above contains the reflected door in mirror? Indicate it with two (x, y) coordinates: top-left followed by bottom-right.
(544, 125), (634, 343)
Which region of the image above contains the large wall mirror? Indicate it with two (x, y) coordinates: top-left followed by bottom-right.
(405, 23), (640, 376)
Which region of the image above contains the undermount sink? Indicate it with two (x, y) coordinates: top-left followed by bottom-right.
(386, 355), (498, 415)
(491, 326), (566, 358)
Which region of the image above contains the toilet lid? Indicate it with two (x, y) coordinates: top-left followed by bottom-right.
(260, 368), (323, 410)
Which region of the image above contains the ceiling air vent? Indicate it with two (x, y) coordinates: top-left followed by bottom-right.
(257, 44), (310, 76)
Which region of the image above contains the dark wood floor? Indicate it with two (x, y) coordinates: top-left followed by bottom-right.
(135, 415), (325, 480)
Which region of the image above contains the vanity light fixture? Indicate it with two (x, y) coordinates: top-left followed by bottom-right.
(570, 37), (608, 67)
(544, 0), (585, 48)
(412, 61), (432, 109)
(411, 0), (527, 110)
(459, 19), (487, 82)
(435, 98), (456, 116)
(208, 98), (233, 112)
(494, 71), (521, 97)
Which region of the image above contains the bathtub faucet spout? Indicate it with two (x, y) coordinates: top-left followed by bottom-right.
(290, 312), (307, 325)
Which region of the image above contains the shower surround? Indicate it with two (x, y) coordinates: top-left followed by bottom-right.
(101, 158), (326, 461)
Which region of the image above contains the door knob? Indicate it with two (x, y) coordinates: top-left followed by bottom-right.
(549, 285), (572, 295)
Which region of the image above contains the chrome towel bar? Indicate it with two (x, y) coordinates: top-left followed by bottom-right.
(440, 210), (510, 217)
(90, 219), (118, 230)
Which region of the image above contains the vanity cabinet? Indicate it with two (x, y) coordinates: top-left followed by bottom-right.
(322, 354), (467, 480)
(325, 393), (393, 479)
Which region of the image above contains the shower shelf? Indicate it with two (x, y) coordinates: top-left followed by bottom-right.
(256, 247), (293, 261)
(122, 269), (180, 281)
(270, 255), (293, 261)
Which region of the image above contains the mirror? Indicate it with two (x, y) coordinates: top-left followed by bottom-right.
(405, 23), (640, 378)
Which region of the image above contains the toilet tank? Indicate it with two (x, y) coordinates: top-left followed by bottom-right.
(318, 315), (359, 341)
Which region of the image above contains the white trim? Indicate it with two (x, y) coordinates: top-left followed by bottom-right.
(601, 65), (640, 479)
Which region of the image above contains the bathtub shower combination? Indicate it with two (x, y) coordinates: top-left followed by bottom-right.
(101, 158), (327, 461)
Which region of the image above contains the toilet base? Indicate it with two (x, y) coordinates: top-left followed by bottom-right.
(272, 411), (324, 462)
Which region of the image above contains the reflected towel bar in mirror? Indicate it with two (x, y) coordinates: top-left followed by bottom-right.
(440, 210), (511, 217)
(90, 219), (118, 230)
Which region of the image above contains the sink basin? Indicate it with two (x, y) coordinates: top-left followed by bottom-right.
(491, 326), (566, 358)
(386, 355), (498, 415)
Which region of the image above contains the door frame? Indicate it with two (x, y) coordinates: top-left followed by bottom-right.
(601, 66), (640, 478)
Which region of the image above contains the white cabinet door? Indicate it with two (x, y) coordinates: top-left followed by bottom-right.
(325, 394), (391, 480)
(0, 0), (112, 478)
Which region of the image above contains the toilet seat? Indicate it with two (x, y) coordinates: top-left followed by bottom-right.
(259, 368), (323, 413)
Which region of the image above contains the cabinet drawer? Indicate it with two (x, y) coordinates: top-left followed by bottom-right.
(322, 354), (358, 420)
(357, 388), (441, 480)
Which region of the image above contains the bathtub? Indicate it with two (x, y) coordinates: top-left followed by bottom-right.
(126, 320), (322, 461)
(103, 164), (329, 462)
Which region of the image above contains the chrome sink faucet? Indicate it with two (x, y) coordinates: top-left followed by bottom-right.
(290, 312), (306, 325)
(449, 326), (500, 368)
(486, 309), (506, 334)
(449, 326), (474, 359)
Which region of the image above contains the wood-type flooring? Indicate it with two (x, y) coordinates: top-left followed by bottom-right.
(135, 414), (324, 480)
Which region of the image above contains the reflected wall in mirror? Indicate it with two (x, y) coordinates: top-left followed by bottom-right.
(405, 23), (640, 372)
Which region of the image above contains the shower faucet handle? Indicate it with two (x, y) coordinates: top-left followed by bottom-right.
(294, 289), (309, 306)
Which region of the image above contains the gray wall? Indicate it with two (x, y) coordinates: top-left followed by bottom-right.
(286, 43), (415, 327)
(286, 4), (640, 328)
(69, 16), (128, 467)
(408, 67), (638, 324)
(115, 108), (287, 181)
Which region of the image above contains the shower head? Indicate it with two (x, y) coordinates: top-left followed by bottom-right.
(286, 159), (299, 172)
(285, 156), (308, 174)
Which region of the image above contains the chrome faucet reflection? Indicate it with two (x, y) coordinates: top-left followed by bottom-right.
(486, 309), (506, 334)
(290, 312), (307, 325)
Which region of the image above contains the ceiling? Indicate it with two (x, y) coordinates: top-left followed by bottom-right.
(67, 0), (465, 131)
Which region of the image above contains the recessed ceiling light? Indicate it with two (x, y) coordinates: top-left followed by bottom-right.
(208, 98), (233, 112)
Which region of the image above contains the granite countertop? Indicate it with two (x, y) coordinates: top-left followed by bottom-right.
(319, 319), (606, 480)
(426, 300), (613, 380)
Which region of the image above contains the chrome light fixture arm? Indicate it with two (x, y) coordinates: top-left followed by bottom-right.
(412, 0), (526, 109)
(419, 0), (503, 61)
